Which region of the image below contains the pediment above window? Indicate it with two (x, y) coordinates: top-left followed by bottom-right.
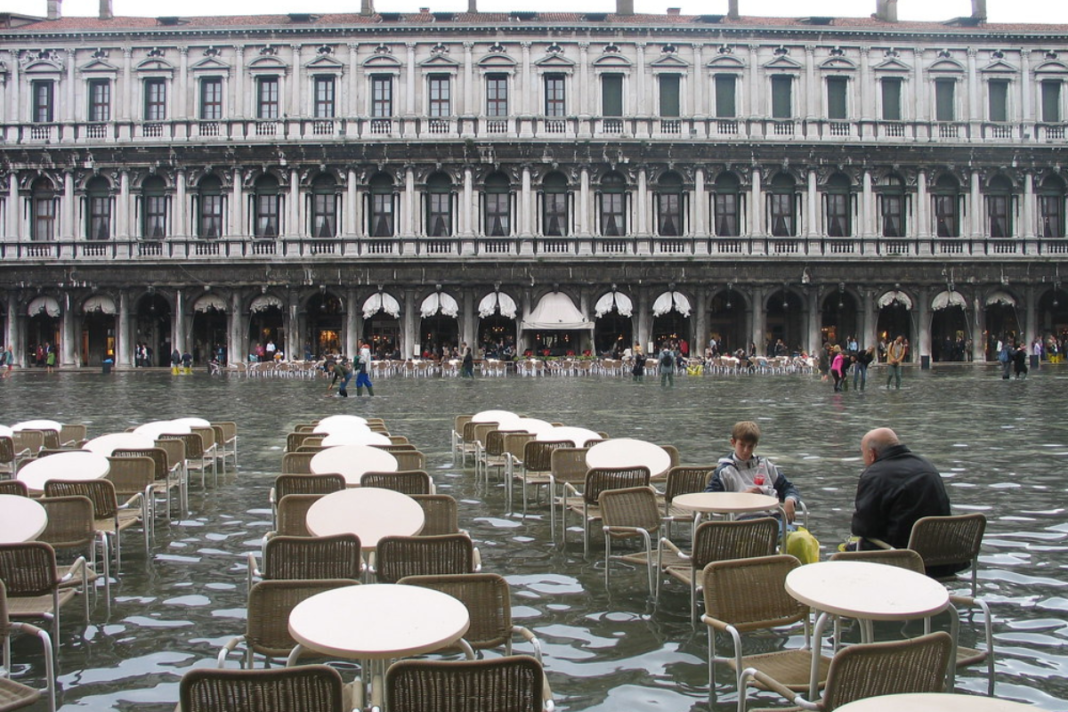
(189, 56), (231, 73)
(927, 58), (965, 73)
(650, 54), (691, 70)
(819, 57), (856, 71)
(872, 57), (911, 73)
(135, 58), (176, 74)
(762, 56), (802, 71)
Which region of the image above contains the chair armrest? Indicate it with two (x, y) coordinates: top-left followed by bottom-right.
(512, 625), (544, 663)
(658, 538), (688, 560)
(542, 674), (555, 712)
(740, 667), (814, 708)
(867, 538), (893, 549)
(118, 492), (145, 510)
(700, 613), (734, 634)
(59, 556), (89, 585)
(562, 482), (581, 497)
(216, 635), (246, 667)
(268, 487), (277, 506)
(472, 546), (482, 572)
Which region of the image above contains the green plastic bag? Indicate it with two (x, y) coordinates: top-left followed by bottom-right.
(786, 526), (820, 564)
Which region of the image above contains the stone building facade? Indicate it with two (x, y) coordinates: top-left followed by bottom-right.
(1, 0), (1066, 366)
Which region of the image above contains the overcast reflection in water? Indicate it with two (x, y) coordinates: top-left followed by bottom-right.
(3, 364), (1068, 711)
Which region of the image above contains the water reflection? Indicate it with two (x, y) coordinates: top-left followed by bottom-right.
(3, 366), (1068, 710)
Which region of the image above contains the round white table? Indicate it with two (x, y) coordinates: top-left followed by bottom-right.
(513, 418), (556, 435)
(305, 488), (424, 550)
(315, 414), (369, 430)
(0, 495), (47, 543)
(539, 426), (602, 446)
(18, 450), (111, 492)
(672, 491), (781, 517)
(133, 420), (191, 439)
(170, 417), (211, 428)
(0, 425), (13, 438)
(321, 431), (391, 447)
(472, 410), (520, 426)
(12, 419), (62, 432)
(84, 432), (156, 456)
(309, 445), (398, 486)
(313, 421), (372, 437)
(586, 438), (671, 477)
(836, 694), (1046, 712)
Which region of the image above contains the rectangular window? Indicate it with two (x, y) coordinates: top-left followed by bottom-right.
(827, 76), (848, 120)
(314, 76), (335, 119)
(935, 79), (955, 122)
(200, 195), (223, 238)
(600, 194), (625, 236)
(988, 80), (1009, 122)
(1041, 195), (1064, 238)
(371, 194), (394, 236)
(256, 195), (279, 236)
(543, 193), (567, 236)
(145, 196), (167, 238)
(881, 78), (902, 121)
(770, 194), (794, 236)
(826, 194), (850, 237)
(257, 77), (280, 120)
(771, 75), (792, 119)
(88, 196), (110, 240)
(714, 193), (739, 236)
(988, 196), (1010, 237)
(428, 75), (451, 118)
(428, 194), (452, 237)
(659, 74), (680, 118)
(200, 78), (223, 120)
(312, 194), (336, 237)
(371, 76), (393, 118)
(882, 195), (904, 237)
(935, 196), (958, 237)
(545, 74), (566, 117)
(602, 74), (623, 117)
(88, 79), (111, 122)
(657, 194), (681, 236)
(715, 75), (736, 118)
(144, 79), (166, 121)
(32, 81), (54, 123)
(486, 74), (508, 117)
(1042, 80), (1062, 123)
(485, 194), (510, 236)
(33, 197), (55, 241)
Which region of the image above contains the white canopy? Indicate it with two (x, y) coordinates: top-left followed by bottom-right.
(652, 291), (692, 317)
(194, 294), (228, 312)
(420, 292), (460, 318)
(82, 294), (116, 315)
(931, 291), (967, 311)
(477, 292), (518, 319)
(27, 296), (61, 318)
(249, 294), (284, 313)
(520, 292), (593, 331)
(363, 292), (401, 319)
(985, 291), (1016, 307)
(594, 291), (634, 318)
(877, 290), (913, 310)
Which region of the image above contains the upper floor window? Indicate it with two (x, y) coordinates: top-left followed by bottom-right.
(933, 174), (961, 238)
(601, 74), (623, 117)
(768, 172), (797, 237)
(197, 174), (224, 239)
(144, 78), (167, 121)
(200, 78), (223, 120)
(771, 75), (793, 119)
(371, 76), (393, 118)
(314, 76), (335, 119)
(32, 80), (54, 123)
(1040, 175), (1066, 238)
(426, 172), (453, 237)
(1042, 80), (1062, 123)
(141, 176), (167, 239)
(826, 77), (848, 120)
(368, 173), (395, 237)
(545, 74), (566, 117)
(310, 173), (337, 238)
(542, 171), (569, 237)
(85, 176), (111, 240)
(713, 172), (741, 237)
(254, 174), (281, 237)
(486, 74), (508, 117)
(428, 75), (451, 118)
(599, 172), (626, 237)
(656, 172), (684, 236)
(879, 174), (906, 238)
(659, 74), (680, 118)
(31, 178), (56, 242)
(257, 76), (280, 120)
(881, 77), (902, 121)
(935, 79), (956, 122)
(824, 173), (852, 237)
(986, 175), (1013, 238)
(715, 74), (737, 118)
(88, 79), (111, 122)
(483, 172), (511, 237)
(988, 79), (1009, 122)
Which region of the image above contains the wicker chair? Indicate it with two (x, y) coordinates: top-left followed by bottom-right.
(105, 455), (155, 550)
(479, 430), (521, 485)
(469, 423), (500, 480)
(563, 466), (650, 555)
(0, 580), (55, 712)
(411, 494), (461, 536)
(373, 534), (479, 584)
(503, 432), (536, 512)
(599, 486), (666, 597)
(519, 440), (574, 520)
(701, 555), (829, 703)
(246, 534), (363, 592)
(181, 663), (352, 712)
(160, 432), (212, 489)
(269, 474), (345, 528)
(397, 573), (543, 662)
(738, 630), (953, 712)
(43, 478), (142, 570)
(153, 437), (188, 513)
(286, 431), (318, 453)
(0, 436), (19, 478)
(38, 496), (110, 605)
(11, 432), (44, 458)
(457, 420), (487, 467)
(58, 424), (87, 449)
(385, 655), (551, 712)
(361, 470), (434, 495)
(660, 466), (715, 539)
(0, 480), (28, 497)
(281, 451), (316, 475)
(907, 513), (987, 595)
(191, 427), (220, 485)
(656, 444), (681, 475)
(548, 447), (589, 542)
(212, 421), (238, 469)
(661, 517), (780, 625)
(0, 542), (87, 646)
(112, 447), (184, 522)
(274, 494), (326, 537)
(451, 415), (474, 460)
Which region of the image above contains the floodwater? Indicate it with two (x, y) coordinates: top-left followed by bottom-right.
(2, 363), (1067, 711)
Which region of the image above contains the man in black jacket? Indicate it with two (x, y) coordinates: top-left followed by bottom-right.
(851, 428), (954, 572)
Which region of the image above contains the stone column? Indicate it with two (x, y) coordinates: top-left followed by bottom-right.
(967, 49), (979, 126)
(804, 45), (817, 120)
(579, 167), (590, 236)
(862, 170), (874, 237)
(402, 287), (416, 361)
(231, 167), (243, 237)
(174, 289), (186, 355)
(118, 170), (130, 238)
(121, 48), (132, 121)
(462, 167), (473, 237)
(637, 168), (648, 236)
(916, 169), (930, 238)
(751, 168), (763, 236)
(462, 42), (473, 118)
(636, 288), (651, 353)
(916, 287), (929, 364)
(463, 289), (476, 351)
(175, 169), (187, 237)
(862, 289), (876, 352)
(290, 45), (302, 118)
(404, 167), (416, 235)
(63, 172), (75, 240)
(519, 42), (531, 117)
(235, 47), (246, 119)
(405, 43), (417, 116)
(913, 48), (926, 122)
(65, 48), (75, 124)
(521, 166), (532, 236)
(694, 285), (708, 353)
(1023, 172), (1035, 239)
(807, 288), (821, 357)
(751, 286), (766, 353)
(1024, 285), (1037, 354)
(970, 171), (982, 238)
(694, 167), (707, 237)
(5, 299), (17, 367)
(859, 47), (872, 124)
(805, 169), (817, 237)
(348, 44), (359, 118)
(7, 173), (18, 239)
(286, 292), (299, 362)
(289, 168), (300, 237)
(693, 43), (705, 118)
(346, 168), (358, 237)
(577, 43), (590, 119)
(61, 295), (75, 367)
(972, 301), (987, 362)
(230, 291), (244, 364)
(635, 43), (647, 120)
(346, 288), (359, 357)
(177, 47), (189, 119)
(1021, 49), (1032, 123)
(117, 289), (131, 367)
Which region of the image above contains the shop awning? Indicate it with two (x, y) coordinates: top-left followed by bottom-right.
(931, 290), (967, 311)
(477, 291), (518, 319)
(877, 290), (913, 310)
(520, 292), (593, 331)
(362, 292), (401, 319)
(985, 291), (1016, 307)
(82, 294), (116, 315)
(420, 292), (459, 319)
(249, 294), (285, 313)
(594, 291), (634, 318)
(27, 296), (61, 317)
(652, 291), (692, 317)
(194, 294), (227, 313)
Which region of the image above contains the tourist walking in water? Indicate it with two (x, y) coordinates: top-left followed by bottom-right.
(885, 335), (906, 389)
(853, 345), (875, 391)
(830, 345), (846, 392)
(460, 342), (474, 378)
(658, 341), (676, 388)
(170, 348), (181, 375)
(631, 343), (645, 382)
(355, 342), (374, 396)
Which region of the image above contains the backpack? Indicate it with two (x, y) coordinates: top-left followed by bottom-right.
(659, 350), (674, 367)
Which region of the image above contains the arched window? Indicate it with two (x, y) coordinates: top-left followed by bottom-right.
(141, 175), (167, 239)
(541, 171), (569, 237)
(713, 172), (741, 237)
(254, 174), (280, 238)
(31, 178), (56, 242)
(933, 174), (960, 238)
(483, 172), (511, 237)
(1040, 174), (1066, 238)
(824, 173), (851, 237)
(310, 173), (337, 238)
(656, 172), (684, 237)
(599, 172), (627, 237)
(197, 174), (224, 239)
(86, 176), (111, 241)
(426, 172), (453, 237)
(879, 173), (906, 238)
(986, 175), (1013, 238)
(368, 173), (395, 237)
(769, 173), (796, 237)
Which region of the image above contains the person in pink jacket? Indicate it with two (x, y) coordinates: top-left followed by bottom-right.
(830, 345), (846, 392)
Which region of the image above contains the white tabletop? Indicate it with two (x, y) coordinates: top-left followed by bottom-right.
(12, 419), (62, 432)
(18, 451), (111, 492)
(514, 418), (556, 435)
(0, 495), (47, 543)
(539, 426), (602, 446)
(170, 417), (211, 428)
(313, 420), (372, 436)
(310, 444), (399, 485)
(317, 414), (369, 428)
(785, 561), (949, 621)
(836, 694), (1046, 712)
(84, 432), (156, 456)
(672, 491), (781, 515)
(289, 583), (469, 660)
(586, 438), (671, 477)
(321, 431), (391, 447)
(472, 410), (519, 426)
(133, 420), (192, 439)
(0, 426), (13, 438)
(306, 488), (424, 550)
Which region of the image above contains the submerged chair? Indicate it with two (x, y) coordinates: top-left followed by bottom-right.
(105, 455), (155, 550)
(373, 534), (479, 584)
(246, 534), (363, 592)
(907, 513), (987, 595)
(113, 447), (184, 522)
(181, 663), (351, 712)
(519, 440), (574, 520)
(274, 494), (326, 537)
(269, 474), (344, 527)
(548, 447), (589, 542)
(600, 486), (666, 597)
(361, 470), (434, 496)
(43, 478), (143, 570)
(38, 496), (110, 605)
(411, 494), (461, 536)
(660, 466), (714, 539)
(385, 655), (552, 712)
(58, 424), (87, 449)
(0, 542), (88, 646)
(0, 580), (56, 712)
(211, 421), (238, 470)
(563, 466), (650, 556)
(281, 451), (315, 475)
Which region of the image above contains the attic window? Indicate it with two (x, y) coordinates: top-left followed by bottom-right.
(433, 12), (454, 21)
(699, 14), (725, 23)
(585, 12), (608, 20)
(288, 13), (315, 22)
(511, 11), (537, 20)
(802, 16), (834, 25)
(379, 12), (401, 21)
(945, 16), (983, 26)
(157, 16), (182, 26)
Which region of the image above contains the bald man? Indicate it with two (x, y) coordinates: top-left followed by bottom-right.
(851, 428), (952, 554)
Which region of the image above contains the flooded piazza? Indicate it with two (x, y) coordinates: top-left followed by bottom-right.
(2, 363), (1067, 711)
